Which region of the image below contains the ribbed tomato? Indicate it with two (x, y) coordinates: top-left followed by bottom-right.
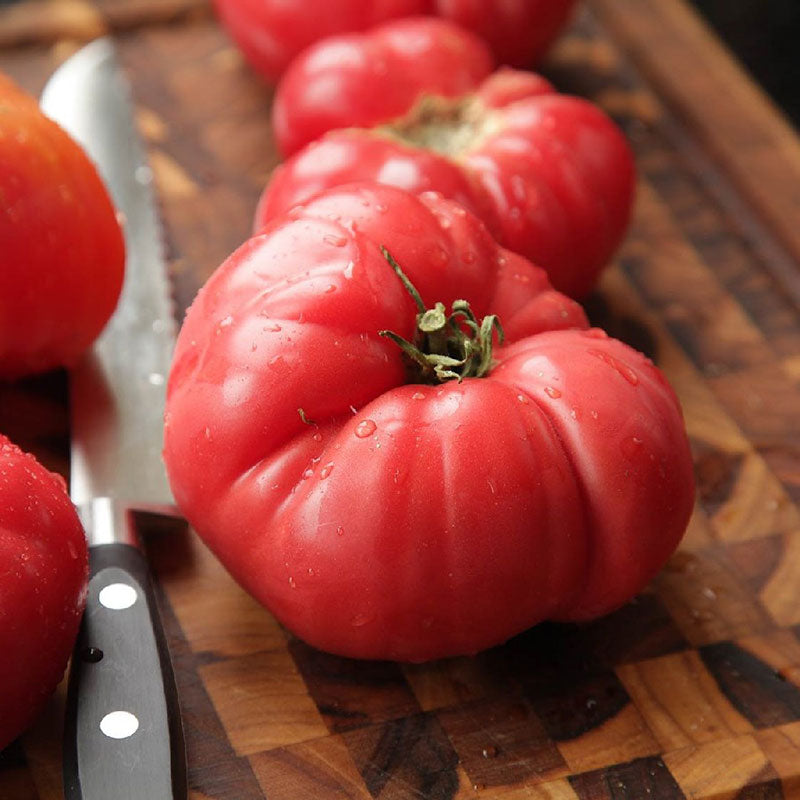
(164, 183), (694, 662)
(213, 0), (576, 81)
(272, 17), (494, 158)
(0, 435), (88, 750)
(259, 21), (635, 299)
(0, 73), (124, 378)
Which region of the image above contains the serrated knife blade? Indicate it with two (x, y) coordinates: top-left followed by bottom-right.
(40, 38), (187, 800)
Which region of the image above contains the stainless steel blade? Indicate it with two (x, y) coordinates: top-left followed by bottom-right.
(40, 41), (187, 800)
(40, 38), (176, 510)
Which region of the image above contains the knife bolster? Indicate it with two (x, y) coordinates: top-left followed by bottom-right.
(78, 497), (140, 548)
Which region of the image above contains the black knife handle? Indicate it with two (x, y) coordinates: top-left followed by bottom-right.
(63, 542), (187, 800)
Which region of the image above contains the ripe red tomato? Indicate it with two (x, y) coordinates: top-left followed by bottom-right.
(0, 73), (124, 379)
(272, 17), (494, 158)
(436, 0), (577, 71)
(164, 183), (694, 662)
(0, 434), (88, 751)
(259, 43), (635, 299)
(213, 0), (575, 81)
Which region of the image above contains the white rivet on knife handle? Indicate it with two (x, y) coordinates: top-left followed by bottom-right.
(100, 711), (140, 739)
(98, 583), (138, 610)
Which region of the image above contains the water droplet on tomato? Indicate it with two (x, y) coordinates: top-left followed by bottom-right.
(324, 284), (337, 294)
(355, 419), (377, 438)
(204, 427), (212, 440)
(517, 394), (529, 404)
(589, 349), (639, 385)
(343, 260), (355, 279)
(265, 322), (282, 332)
(463, 250), (476, 264)
(582, 328), (608, 340)
(323, 233), (347, 247)
(288, 576), (297, 589)
(336, 525), (345, 536)
(219, 315), (233, 328)
(351, 613), (372, 627)
(544, 386), (562, 399)
(590, 410), (599, 419)
(320, 463), (334, 479)
(302, 468), (314, 480)
(312, 431), (323, 442)
(412, 391), (426, 400)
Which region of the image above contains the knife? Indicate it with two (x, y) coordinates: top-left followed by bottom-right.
(40, 39), (187, 799)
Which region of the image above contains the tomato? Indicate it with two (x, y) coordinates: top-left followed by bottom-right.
(164, 183), (694, 662)
(260, 42), (635, 299)
(436, 0), (577, 71)
(0, 73), (124, 379)
(213, 0), (576, 81)
(0, 434), (88, 751)
(272, 17), (494, 158)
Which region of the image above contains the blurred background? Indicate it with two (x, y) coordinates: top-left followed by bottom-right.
(690, 0), (800, 127)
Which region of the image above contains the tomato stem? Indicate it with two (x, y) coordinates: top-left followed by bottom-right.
(378, 246), (503, 384)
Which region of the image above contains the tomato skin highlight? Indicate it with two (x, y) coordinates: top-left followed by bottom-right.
(164, 183), (693, 663)
(213, 0), (576, 82)
(0, 434), (88, 751)
(0, 74), (124, 378)
(259, 23), (635, 299)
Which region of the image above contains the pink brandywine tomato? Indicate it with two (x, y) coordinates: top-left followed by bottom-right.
(164, 182), (695, 663)
(258, 19), (635, 299)
(0, 73), (124, 378)
(0, 434), (88, 751)
(213, 0), (576, 81)
(271, 17), (494, 158)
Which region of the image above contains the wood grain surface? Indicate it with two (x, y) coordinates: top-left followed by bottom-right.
(2, 0), (800, 797)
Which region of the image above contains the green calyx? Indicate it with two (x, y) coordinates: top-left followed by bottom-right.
(378, 246), (504, 384)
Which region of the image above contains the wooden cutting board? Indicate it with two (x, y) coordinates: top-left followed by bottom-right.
(3, 1), (800, 797)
